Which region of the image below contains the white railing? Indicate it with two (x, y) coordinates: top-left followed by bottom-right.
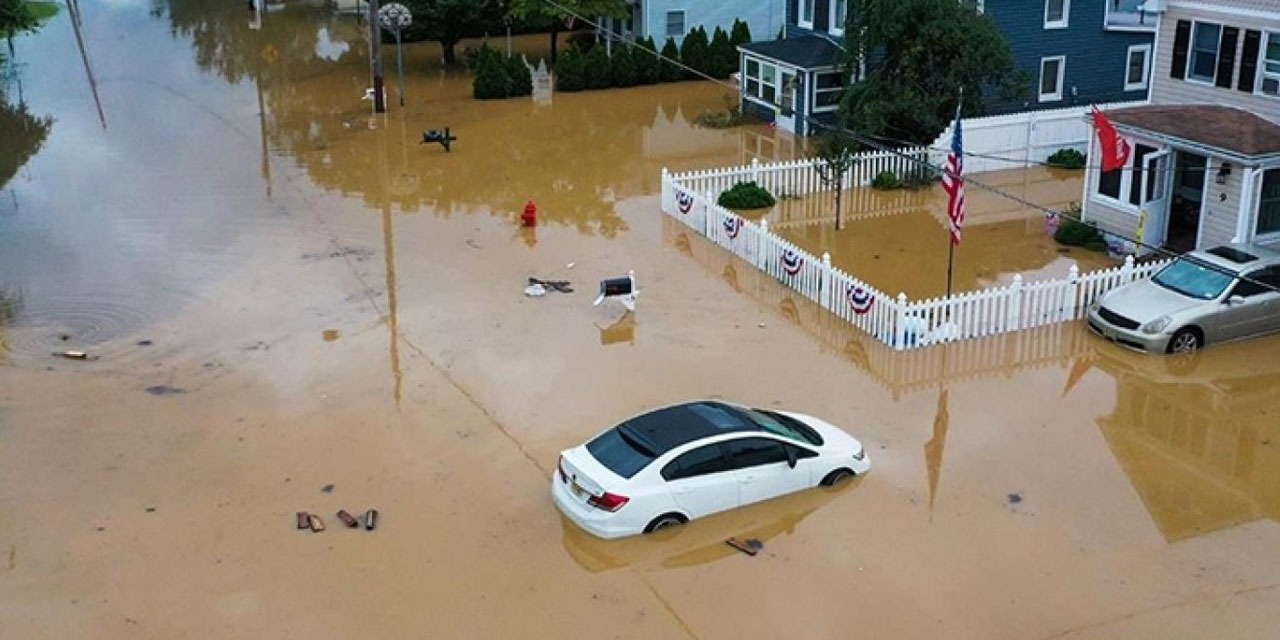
(661, 161), (1172, 351)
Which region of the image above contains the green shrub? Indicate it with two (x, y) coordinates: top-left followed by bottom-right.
(870, 171), (903, 190)
(473, 45), (508, 99)
(718, 181), (776, 209)
(730, 19), (752, 50)
(1053, 205), (1107, 251)
(584, 44), (612, 90)
(610, 44), (637, 87)
(680, 26), (710, 78)
(694, 93), (751, 128)
(1047, 148), (1086, 169)
(506, 54), (533, 96)
(555, 44), (586, 92)
(634, 36), (659, 84)
(659, 38), (682, 82)
(708, 26), (734, 78)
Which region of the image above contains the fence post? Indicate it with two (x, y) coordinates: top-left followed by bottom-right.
(1007, 274), (1024, 331)
(661, 168), (670, 214)
(1067, 264), (1080, 320)
(821, 252), (832, 310)
(758, 219), (769, 269)
(1121, 255), (1135, 285)
(751, 157), (760, 183)
(704, 191), (714, 238)
(894, 292), (907, 350)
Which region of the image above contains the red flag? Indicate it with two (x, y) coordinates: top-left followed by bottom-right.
(1091, 107), (1131, 172)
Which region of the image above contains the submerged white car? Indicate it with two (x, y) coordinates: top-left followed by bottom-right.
(552, 401), (870, 539)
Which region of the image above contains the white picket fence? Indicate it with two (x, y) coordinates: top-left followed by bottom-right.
(661, 160), (1172, 351)
(928, 101), (1148, 174)
(671, 148), (931, 200)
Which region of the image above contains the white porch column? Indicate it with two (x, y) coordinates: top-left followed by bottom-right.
(1080, 122), (1096, 222)
(1232, 167), (1262, 243)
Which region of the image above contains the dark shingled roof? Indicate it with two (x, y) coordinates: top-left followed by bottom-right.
(619, 402), (759, 454)
(738, 36), (841, 70)
(1106, 105), (1280, 159)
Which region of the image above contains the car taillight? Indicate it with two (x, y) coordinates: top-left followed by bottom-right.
(556, 456), (568, 483)
(587, 492), (629, 512)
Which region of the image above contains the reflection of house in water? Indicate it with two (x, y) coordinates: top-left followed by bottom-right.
(1093, 349), (1280, 542)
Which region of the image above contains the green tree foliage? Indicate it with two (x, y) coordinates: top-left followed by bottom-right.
(583, 43), (611, 89)
(840, 0), (1024, 145)
(659, 37), (682, 82)
(401, 0), (507, 65)
(610, 43), (636, 87)
(633, 36), (659, 84)
(707, 26), (734, 79)
(679, 26), (709, 78)
(509, 0), (628, 63)
(0, 92), (52, 193)
(0, 0), (39, 41)
(555, 43), (586, 91)
(472, 44), (509, 99)
(729, 19), (752, 50)
(506, 53), (533, 96)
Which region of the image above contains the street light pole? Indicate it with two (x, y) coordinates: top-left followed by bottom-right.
(367, 0), (385, 113)
(378, 3), (413, 108)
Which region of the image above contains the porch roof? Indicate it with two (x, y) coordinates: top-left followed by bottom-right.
(1105, 105), (1280, 164)
(738, 36), (841, 70)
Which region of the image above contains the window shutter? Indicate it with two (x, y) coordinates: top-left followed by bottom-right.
(1239, 30), (1262, 93)
(1215, 27), (1239, 89)
(1170, 20), (1191, 80)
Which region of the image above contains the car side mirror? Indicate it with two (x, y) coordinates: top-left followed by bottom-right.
(785, 446), (797, 469)
(1226, 295), (1246, 306)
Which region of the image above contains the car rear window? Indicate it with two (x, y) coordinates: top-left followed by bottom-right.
(586, 427), (656, 479)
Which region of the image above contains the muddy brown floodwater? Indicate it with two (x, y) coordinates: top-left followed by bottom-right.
(2, 2), (1280, 639)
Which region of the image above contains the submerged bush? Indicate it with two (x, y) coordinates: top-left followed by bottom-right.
(555, 44), (586, 92)
(1048, 148), (1086, 169)
(718, 181), (776, 209)
(634, 36), (660, 84)
(584, 44), (612, 90)
(1054, 205), (1107, 251)
(870, 171), (903, 190)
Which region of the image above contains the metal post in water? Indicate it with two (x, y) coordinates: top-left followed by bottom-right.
(367, 0), (385, 113)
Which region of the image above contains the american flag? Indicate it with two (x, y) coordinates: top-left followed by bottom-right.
(942, 106), (965, 246)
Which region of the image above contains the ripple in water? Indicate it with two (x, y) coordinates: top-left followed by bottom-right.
(1, 293), (154, 358)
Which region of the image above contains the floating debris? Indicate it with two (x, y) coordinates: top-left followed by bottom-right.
(1007, 492), (1023, 504)
(321, 484), (335, 494)
(308, 514), (325, 532)
(725, 537), (759, 556)
(336, 510), (359, 528)
(136, 340), (153, 347)
(363, 508), (378, 531)
(144, 385), (185, 396)
(52, 350), (97, 361)
(528, 277), (572, 293)
(296, 512), (310, 530)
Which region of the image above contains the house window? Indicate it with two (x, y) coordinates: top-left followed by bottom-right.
(813, 71), (845, 111)
(1127, 144), (1155, 206)
(1262, 31), (1280, 96)
(744, 58), (778, 105)
(1188, 22), (1221, 83)
(1039, 56), (1065, 102)
(1095, 142), (1158, 205)
(1259, 170), (1280, 236)
(830, 0), (848, 36)
(1125, 44), (1151, 91)
(799, 0), (815, 29)
(665, 10), (685, 37)
(1044, 0), (1069, 29)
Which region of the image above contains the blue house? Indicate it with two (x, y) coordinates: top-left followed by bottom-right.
(600, 0), (787, 46)
(736, 0), (1157, 136)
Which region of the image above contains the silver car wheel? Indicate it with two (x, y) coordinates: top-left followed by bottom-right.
(1170, 332), (1200, 353)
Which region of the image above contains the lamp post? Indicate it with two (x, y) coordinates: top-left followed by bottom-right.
(378, 2), (412, 107)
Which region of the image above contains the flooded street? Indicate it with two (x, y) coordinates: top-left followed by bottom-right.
(3, 2), (1280, 639)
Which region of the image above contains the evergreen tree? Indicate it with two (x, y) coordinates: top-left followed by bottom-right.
(679, 26), (710, 78)
(659, 37), (682, 82)
(473, 44), (508, 99)
(506, 54), (533, 96)
(633, 36), (659, 85)
(610, 44), (637, 87)
(555, 44), (586, 92)
(729, 19), (752, 50)
(708, 26), (734, 78)
(583, 43), (612, 89)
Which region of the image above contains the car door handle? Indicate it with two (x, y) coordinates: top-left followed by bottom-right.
(674, 486), (693, 495)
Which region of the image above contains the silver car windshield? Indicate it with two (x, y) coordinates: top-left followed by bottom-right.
(1152, 258), (1234, 300)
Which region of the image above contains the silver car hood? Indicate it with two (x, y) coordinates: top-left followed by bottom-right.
(1101, 279), (1203, 323)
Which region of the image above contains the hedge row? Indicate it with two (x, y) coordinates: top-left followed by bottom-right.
(556, 19), (752, 93)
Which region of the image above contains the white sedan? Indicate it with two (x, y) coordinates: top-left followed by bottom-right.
(552, 401), (870, 539)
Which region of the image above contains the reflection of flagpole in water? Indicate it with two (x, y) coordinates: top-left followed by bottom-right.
(256, 77), (272, 198)
(925, 344), (951, 519)
(379, 114), (402, 407)
(66, 0), (106, 130)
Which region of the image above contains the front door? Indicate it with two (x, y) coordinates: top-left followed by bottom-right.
(1215, 266), (1280, 341)
(1167, 151), (1207, 252)
(777, 70), (798, 132)
(723, 437), (809, 506)
(1139, 150), (1171, 248)
(663, 443), (740, 518)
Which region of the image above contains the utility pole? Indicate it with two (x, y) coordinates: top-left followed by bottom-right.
(367, 0), (386, 113)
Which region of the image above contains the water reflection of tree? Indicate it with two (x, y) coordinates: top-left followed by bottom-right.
(0, 89), (52, 192)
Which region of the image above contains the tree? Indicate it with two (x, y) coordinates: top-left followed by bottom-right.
(633, 36), (658, 84)
(1, 0), (39, 42)
(509, 0), (628, 63)
(402, 0), (507, 66)
(729, 19), (752, 50)
(840, 0), (1024, 145)
(583, 42), (611, 89)
(708, 26), (734, 79)
(658, 37), (681, 82)
(813, 133), (859, 230)
(679, 26), (709, 78)
(506, 53), (533, 96)
(473, 44), (508, 99)
(0, 93), (51, 193)
(610, 43), (636, 87)
(555, 43), (586, 91)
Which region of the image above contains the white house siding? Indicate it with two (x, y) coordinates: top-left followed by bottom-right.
(1084, 197), (1140, 241)
(1152, 2), (1280, 124)
(638, 0), (785, 44)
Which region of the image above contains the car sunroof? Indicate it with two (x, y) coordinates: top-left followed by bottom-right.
(1206, 246), (1258, 264)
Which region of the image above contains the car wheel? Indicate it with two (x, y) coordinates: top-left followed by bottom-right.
(644, 513), (687, 534)
(820, 468), (855, 486)
(1166, 327), (1203, 354)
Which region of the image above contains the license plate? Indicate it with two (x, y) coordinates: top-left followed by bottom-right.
(570, 482), (586, 499)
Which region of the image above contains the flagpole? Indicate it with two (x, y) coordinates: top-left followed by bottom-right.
(944, 88), (963, 306)
(945, 238), (955, 301)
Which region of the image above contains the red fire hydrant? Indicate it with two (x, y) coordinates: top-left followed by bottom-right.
(521, 200), (537, 227)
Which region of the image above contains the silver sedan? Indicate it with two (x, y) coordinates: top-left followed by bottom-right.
(1087, 244), (1280, 353)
